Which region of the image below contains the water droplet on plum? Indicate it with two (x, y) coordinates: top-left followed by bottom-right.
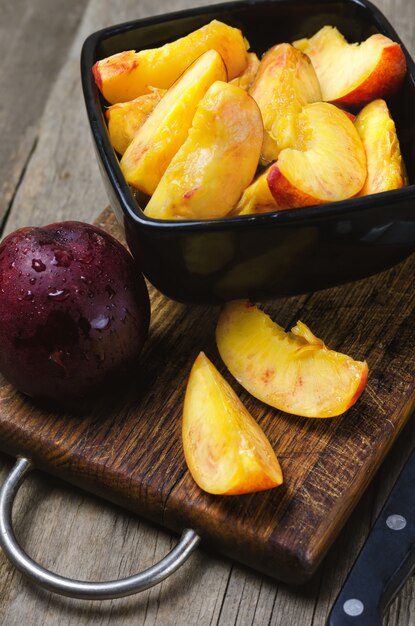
(90, 314), (110, 330)
(91, 232), (105, 246)
(47, 288), (70, 301)
(17, 290), (34, 302)
(105, 285), (115, 299)
(32, 259), (46, 272)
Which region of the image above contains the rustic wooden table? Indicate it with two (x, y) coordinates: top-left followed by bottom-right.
(0, 0), (414, 624)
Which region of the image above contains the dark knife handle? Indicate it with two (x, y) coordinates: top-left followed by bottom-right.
(327, 447), (415, 626)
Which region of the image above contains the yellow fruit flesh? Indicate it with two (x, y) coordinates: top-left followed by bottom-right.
(293, 27), (396, 102)
(94, 19), (249, 104)
(120, 50), (227, 196)
(355, 99), (407, 195)
(230, 52), (260, 90)
(145, 81), (263, 220)
(249, 44), (322, 162)
(276, 102), (367, 202)
(183, 352), (283, 495)
(106, 88), (166, 155)
(216, 301), (368, 418)
(233, 168), (279, 215)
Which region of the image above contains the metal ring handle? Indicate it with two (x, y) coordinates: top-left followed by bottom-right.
(0, 457), (201, 600)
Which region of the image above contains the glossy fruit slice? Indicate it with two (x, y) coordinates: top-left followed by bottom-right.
(230, 52), (260, 90)
(144, 81), (263, 220)
(92, 19), (248, 104)
(249, 43), (322, 163)
(120, 49), (226, 196)
(216, 301), (368, 418)
(266, 102), (367, 209)
(355, 99), (407, 196)
(293, 26), (406, 106)
(232, 167), (279, 215)
(106, 88), (166, 155)
(182, 352), (283, 495)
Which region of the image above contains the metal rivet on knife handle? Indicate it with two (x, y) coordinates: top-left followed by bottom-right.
(343, 599), (365, 616)
(386, 514), (407, 530)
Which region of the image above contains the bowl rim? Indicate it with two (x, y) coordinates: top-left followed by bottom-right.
(80, 0), (415, 234)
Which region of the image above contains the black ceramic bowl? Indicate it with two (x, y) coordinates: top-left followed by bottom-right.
(81, 0), (415, 304)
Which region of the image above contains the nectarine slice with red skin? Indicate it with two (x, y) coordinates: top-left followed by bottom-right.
(92, 20), (248, 104)
(266, 102), (367, 209)
(182, 352), (283, 495)
(120, 50), (227, 196)
(249, 43), (322, 163)
(106, 88), (166, 155)
(355, 99), (407, 196)
(145, 81), (263, 220)
(216, 301), (368, 418)
(266, 165), (319, 210)
(293, 26), (406, 106)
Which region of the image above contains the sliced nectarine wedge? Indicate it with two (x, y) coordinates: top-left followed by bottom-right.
(216, 301), (368, 418)
(293, 26), (406, 106)
(230, 52), (260, 90)
(120, 50), (227, 196)
(249, 43), (322, 163)
(232, 168), (279, 215)
(144, 81), (263, 220)
(355, 99), (407, 196)
(266, 102), (367, 209)
(182, 352), (283, 495)
(106, 88), (166, 155)
(93, 20), (248, 104)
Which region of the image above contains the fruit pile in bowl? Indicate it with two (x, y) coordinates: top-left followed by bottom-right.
(93, 20), (407, 220)
(81, 0), (415, 303)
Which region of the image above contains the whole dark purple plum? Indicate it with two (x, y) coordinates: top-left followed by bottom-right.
(0, 221), (150, 402)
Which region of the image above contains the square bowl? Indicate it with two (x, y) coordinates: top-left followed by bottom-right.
(81, 0), (415, 304)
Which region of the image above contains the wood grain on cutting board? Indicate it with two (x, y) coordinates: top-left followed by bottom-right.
(0, 0), (414, 623)
(0, 207), (413, 583)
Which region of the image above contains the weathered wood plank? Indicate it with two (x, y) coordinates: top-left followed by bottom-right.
(2, 0), (229, 236)
(0, 0), (87, 227)
(0, 1), (241, 625)
(0, 0), (414, 624)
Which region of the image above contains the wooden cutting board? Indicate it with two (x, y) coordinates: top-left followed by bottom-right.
(0, 208), (414, 584)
